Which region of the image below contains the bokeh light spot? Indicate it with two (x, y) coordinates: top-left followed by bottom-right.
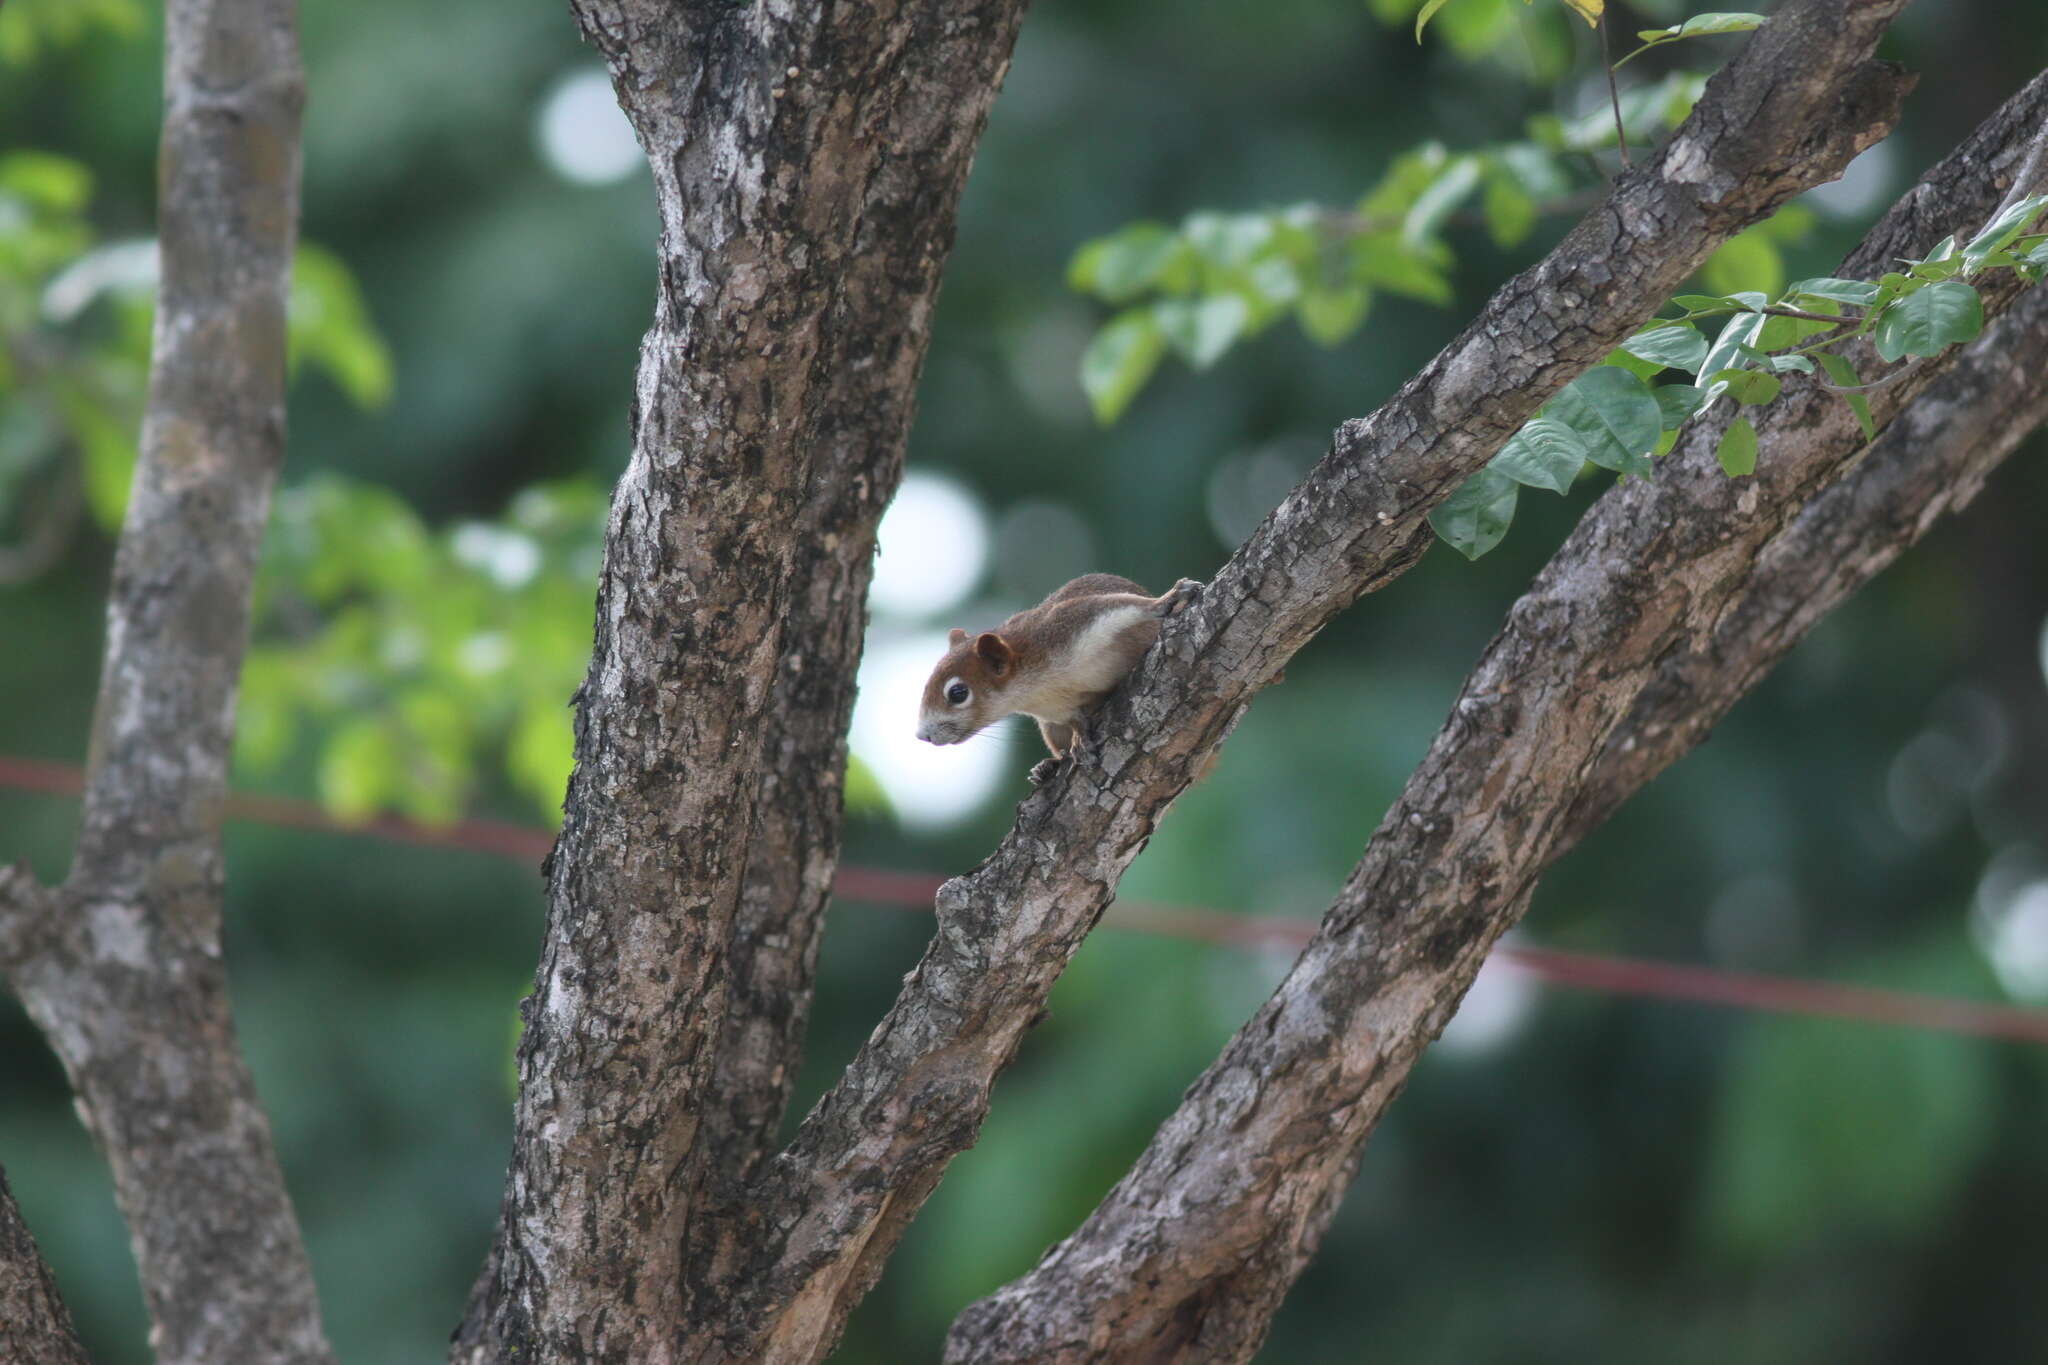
(536, 69), (644, 186)
(871, 473), (990, 620)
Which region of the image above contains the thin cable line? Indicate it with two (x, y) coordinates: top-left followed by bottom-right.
(3, 753), (2043, 1044)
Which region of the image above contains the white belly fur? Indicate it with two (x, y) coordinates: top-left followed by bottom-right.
(1011, 603), (1155, 726)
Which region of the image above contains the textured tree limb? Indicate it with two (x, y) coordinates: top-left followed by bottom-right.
(0, 1159), (90, 1365)
(0, 5), (329, 1364)
(714, 2), (1913, 1358)
(452, 3), (1031, 1360)
(947, 68), (2048, 1365)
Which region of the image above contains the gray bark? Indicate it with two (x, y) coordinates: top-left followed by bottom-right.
(0, 3), (329, 1364)
(726, 3), (1912, 1358)
(947, 68), (2048, 1365)
(0, 1162), (90, 1365)
(452, 3), (1031, 1361)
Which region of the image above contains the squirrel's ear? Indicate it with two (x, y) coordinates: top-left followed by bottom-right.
(974, 631), (1013, 677)
(948, 627), (968, 648)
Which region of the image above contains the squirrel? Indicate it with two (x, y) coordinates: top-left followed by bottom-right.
(917, 573), (1201, 782)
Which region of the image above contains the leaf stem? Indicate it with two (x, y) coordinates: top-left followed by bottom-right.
(1601, 14), (1632, 170)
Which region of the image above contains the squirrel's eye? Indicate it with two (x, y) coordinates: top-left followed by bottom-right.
(946, 682), (970, 706)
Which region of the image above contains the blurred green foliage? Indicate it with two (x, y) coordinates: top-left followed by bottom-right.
(2, 3), (2047, 1364)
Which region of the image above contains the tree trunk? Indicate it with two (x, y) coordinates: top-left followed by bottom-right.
(0, 3), (330, 1363)
(453, 3), (1031, 1360)
(0, 1165), (89, 1365)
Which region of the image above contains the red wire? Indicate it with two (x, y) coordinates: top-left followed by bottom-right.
(5, 753), (2044, 1045)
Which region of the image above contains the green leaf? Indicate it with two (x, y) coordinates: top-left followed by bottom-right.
(0, 150), (92, 212)
(1701, 230), (1783, 299)
(1618, 321), (1708, 372)
(1182, 211), (1274, 268)
(1814, 351), (1876, 441)
(1754, 309), (1837, 352)
(1414, 0), (1456, 39)
(1788, 276), (1880, 308)
(1872, 280), (1983, 361)
(1637, 11), (1765, 41)
(1079, 310), (1166, 424)
(49, 379), (139, 529)
(1493, 143), (1570, 200)
(1662, 292), (1761, 317)
(1068, 222), (1190, 303)
(290, 243), (395, 409)
(1155, 294), (1251, 369)
(319, 717), (403, 822)
(1961, 192), (2048, 274)
(1546, 367), (1662, 477)
(1708, 368), (1781, 405)
(508, 694), (575, 819)
(1428, 465), (1518, 559)
(1715, 416), (1758, 476)
(1349, 232), (1454, 305)
(1652, 383), (1706, 431)
(1695, 310), (1768, 384)
(1296, 283), (1372, 346)
(1602, 349), (1663, 382)
(1490, 415), (1589, 494)
(1360, 146), (1451, 220)
(1402, 155), (1482, 250)
(1481, 168), (1538, 249)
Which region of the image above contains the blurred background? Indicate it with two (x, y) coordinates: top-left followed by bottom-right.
(4, 0), (2047, 1360)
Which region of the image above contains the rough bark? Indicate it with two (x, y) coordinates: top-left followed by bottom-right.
(702, 4), (1911, 1358)
(947, 71), (2048, 1365)
(0, 1162), (91, 1365)
(0, 4), (329, 1364)
(452, 3), (1031, 1361)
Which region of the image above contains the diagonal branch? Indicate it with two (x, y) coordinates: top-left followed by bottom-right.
(0, 4), (330, 1363)
(729, 0), (1915, 1355)
(0, 1160), (89, 1365)
(948, 69), (2048, 1365)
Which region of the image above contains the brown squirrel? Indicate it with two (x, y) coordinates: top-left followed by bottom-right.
(917, 573), (1201, 779)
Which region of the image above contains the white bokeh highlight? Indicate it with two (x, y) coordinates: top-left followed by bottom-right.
(1436, 952), (1540, 1056)
(870, 472), (989, 619)
(537, 69), (645, 186)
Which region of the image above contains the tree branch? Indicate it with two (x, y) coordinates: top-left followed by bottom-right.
(0, 4), (329, 1363)
(0, 1161), (90, 1365)
(722, 0), (1914, 1356)
(947, 68), (2048, 1365)
(453, 2), (1032, 1359)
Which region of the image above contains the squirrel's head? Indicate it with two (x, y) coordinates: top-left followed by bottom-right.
(917, 627), (1016, 745)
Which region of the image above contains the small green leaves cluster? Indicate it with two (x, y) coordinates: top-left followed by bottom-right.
(0, 0), (144, 65)
(1070, 72), (1707, 423)
(0, 151), (394, 539)
(237, 473), (889, 826)
(1430, 194), (2048, 558)
(241, 477), (609, 823)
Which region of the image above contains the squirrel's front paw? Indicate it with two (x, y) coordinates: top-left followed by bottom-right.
(1028, 756), (1064, 787)
(1158, 577), (1203, 617)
